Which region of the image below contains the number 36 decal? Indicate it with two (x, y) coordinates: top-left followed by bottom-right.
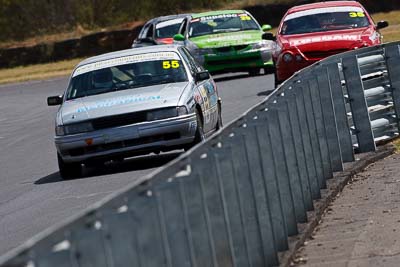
(162, 60), (180, 69)
(349, 12), (365, 18)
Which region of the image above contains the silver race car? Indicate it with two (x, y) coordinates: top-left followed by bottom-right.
(47, 45), (222, 179)
(132, 14), (191, 47)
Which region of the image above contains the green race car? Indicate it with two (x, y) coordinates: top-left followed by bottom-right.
(173, 10), (274, 75)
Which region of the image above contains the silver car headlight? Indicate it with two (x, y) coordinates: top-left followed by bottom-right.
(55, 125), (65, 136)
(250, 40), (273, 51)
(177, 106), (188, 116)
(56, 122), (93, 136)
(186, 41), (214, 65)
(196, 48), (214, 55)
(147, 108), (176, 121)
(192, 49), (214, 66)
(186, 40), (199, 52)
(146, 106), (188, 121)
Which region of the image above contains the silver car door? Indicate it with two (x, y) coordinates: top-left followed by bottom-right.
(203, 79), (219, 130)
(180, 47), (210, 130)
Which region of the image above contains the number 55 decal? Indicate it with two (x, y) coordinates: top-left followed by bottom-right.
(162, 60), (180, 69)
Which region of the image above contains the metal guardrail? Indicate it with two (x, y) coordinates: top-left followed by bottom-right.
(2, 41), (400, 267)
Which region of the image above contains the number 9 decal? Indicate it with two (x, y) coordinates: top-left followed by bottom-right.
(162, 60), (180, 69)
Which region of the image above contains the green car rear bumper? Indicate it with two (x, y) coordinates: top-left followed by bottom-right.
(204, 50), (273, 73)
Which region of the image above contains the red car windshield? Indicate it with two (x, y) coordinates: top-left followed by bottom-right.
(281, 10), (370, 35)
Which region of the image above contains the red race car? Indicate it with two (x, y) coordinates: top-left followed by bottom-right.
(265, 1), (388, 86)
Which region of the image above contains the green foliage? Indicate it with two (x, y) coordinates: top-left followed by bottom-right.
(0, 0), (232, 41)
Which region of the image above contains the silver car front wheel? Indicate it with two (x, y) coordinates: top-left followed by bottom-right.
(58, 154), (82, 179)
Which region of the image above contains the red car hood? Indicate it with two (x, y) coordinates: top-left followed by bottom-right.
(280, 27), (373, 57)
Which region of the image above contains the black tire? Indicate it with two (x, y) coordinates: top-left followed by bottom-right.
(58, 153), (81, 179)
(216, 103), (223, 131)
(193, 110), (205, 144)
(263, 65), (275, 75)
(274, 69), (281, 88)
(248, 68), (260, 76)
(185, 110), (205, 151)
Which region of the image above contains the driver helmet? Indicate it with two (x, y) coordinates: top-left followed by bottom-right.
(92, 68), (114, 89)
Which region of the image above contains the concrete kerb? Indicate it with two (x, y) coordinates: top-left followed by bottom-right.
(278, 143), (396, 267)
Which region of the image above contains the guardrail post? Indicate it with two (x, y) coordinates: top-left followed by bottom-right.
(273, 104), (308, 223)
(178, 166), (216, 267)
(302, 81), (326, 189)
(308, 78), (333, 181)
(154, 178), (196, 267)
(209, 147), (253, 266)
(315, 66), (344, 172)
(228, 129), (280, 266)
(282, 91), (313, 211)
(0, 258), (28, 267)
(102, 208), (141, 267)
(266, 109), (298, 236)
(128, 189), (168, 267)
(194, 152), (235, 267)
(70, 215), (109, 267)
(34, 250), (75, 267)
(326, 62), (355, 162)
(271, 100), (309, 222)
(213, 144), (260, 266)
(236, 126), (280, 266)
(385, 43), (400, 131)
(292, 83), (321, 200)
(342, 55), (376, 152)
(31, 234), (79, 267)
(246, 115), (289, 252)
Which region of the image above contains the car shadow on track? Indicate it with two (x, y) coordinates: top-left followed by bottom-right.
(257, 89), (275, 97)
(213, 73), (250, 82)
(34, 152), (182, 185)
(213, 70), (274, 83)
(35, 172), (63, 184)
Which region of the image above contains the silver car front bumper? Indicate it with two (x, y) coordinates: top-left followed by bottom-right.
(55, 114), (197, 163)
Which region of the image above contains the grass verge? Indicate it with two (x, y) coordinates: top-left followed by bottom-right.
(373, 11), (400, 42)
(0, 58), (83, 85)
(392, 138), (400, 152)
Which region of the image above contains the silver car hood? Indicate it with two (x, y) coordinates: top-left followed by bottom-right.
(59, 82), (188, 125)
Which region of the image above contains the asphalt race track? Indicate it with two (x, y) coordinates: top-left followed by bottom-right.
(0, 73), (274, 256)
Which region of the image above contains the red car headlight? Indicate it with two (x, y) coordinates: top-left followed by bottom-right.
(295, 54), (303, 62)
(283, 53), (293, 62)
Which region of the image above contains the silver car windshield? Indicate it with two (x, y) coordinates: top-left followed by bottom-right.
(66, 59), (188, 100)
(155, 19), (184, 38)
(189, 13), (259, 37)
(281, 11), (370, 35)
